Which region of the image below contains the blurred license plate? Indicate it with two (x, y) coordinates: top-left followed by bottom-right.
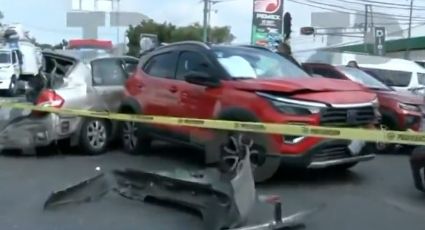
(349, 140), (365, 155)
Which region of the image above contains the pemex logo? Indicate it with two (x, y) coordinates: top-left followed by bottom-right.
(254, 0), (282, 14)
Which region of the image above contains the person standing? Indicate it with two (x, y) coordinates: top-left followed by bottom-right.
(275, 42), (302, 68)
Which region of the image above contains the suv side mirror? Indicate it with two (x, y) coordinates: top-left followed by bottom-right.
(184, 71), (221, 87)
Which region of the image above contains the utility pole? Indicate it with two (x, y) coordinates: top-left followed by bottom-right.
(203, 0), (209, 42)
(116, 0), (120, 45)
(406, 0), (414, 59)
(364, 4), (369, 52)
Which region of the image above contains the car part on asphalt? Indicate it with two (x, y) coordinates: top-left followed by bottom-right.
(43, 139), (322, 230)
(410, 147), (425, 192)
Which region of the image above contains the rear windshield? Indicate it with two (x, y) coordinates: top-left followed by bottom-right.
(361, 67), (412, 87)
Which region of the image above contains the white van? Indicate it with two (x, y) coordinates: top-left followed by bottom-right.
(296, 50), (425, 93)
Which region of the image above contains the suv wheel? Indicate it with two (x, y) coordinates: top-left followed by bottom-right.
(220, 132), (280, 183)
(210, 110), (280, 183)
(120, 112), (152, 155)
(79, 119), (109, 155)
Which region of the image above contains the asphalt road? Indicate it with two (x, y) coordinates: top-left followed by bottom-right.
(0, 143), (424, 230)
(0, 96), (424, 230)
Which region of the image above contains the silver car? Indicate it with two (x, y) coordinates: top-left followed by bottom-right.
(0, 50), (139, 155)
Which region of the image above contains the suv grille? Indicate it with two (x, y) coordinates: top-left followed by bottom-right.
(312, 144), (351, 162)
(320, 106), (375, 126)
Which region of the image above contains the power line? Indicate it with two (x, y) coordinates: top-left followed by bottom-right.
(356, 0), (425, 7)
(299, 0), (425, 20)
(288, 0), (425, 22)
(294, 22), (425, 53)
(338, 0), (425, 10)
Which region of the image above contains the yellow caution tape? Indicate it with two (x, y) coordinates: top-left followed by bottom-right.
(1, 102), (425, 146)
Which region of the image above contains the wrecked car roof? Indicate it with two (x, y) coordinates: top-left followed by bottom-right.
(42, 50), (138, 63)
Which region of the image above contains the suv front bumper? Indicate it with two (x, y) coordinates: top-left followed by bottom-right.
(279, 139), (375, 169)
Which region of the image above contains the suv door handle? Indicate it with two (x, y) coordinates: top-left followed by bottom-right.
(169, 86), (178, 93)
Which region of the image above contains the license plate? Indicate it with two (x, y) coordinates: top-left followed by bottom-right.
(349, 140), (365, 155)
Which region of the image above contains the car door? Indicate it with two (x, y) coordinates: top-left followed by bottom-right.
(138, 51), (179, 117)
(168, 50), (222, 142)
(90, 57), (127, 112)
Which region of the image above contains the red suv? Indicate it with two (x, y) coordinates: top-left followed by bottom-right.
(303, 63), (423, 153)
(120, 42), (378, 182)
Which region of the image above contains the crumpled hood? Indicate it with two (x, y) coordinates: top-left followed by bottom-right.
(377, 90), (424, 105)
(228, 77), (367, 93)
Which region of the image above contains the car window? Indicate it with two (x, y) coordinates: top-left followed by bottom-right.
(122, 58), (139, 77)
(176, 51), (212, 80)
(144, 52), (177, 78)
(417, 73), (425, 85)
(212, 46), (309, 79)
(91, 58), (127, 86)
(361, 67), (412, 87)
(310, 67), (341, 79)
(337, 66), (391, 90)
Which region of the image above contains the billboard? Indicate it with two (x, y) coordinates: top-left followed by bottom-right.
(251, 0), (284, 49)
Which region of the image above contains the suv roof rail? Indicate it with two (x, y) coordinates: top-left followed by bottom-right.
(155, 41), (211, 51)
(237, 44), (273, 52)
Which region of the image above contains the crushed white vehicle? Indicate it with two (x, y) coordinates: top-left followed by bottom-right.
(0, 50), (139, 155)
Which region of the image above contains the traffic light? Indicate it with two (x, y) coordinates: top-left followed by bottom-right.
(283, 12), (292, 40)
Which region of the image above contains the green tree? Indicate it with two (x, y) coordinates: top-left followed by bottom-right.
(126, 20), (235, 56)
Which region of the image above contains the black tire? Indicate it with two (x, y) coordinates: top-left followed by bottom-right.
(209, 108), (280, 183)
(119, 110), (152, 155)
(79, 118), (109, 155)
(7, 76), (18, 97)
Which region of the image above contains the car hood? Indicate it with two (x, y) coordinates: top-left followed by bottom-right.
(377, 90), (424, 105)
(228, 77), (366, 93)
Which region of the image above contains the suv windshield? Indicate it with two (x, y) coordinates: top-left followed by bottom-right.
(0, 51), (11, 64)
(337, 66), (391, 90)
(361, 67), (412, 87)
(212, 46), (309, 79)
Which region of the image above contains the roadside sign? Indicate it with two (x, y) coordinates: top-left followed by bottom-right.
(251, 0), (285, 50)
(374, 27), (386, 56)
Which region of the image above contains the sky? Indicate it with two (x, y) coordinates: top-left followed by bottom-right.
(1, 0), (425, 51)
